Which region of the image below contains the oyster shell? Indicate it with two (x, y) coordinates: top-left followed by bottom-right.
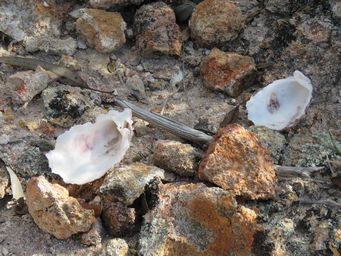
(246, 71), (313, 130)
(46, 109), (133, 185)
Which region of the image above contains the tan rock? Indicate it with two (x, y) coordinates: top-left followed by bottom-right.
(134, 2), (182, 56)
(99, 238), (129, 256)
(189, 0), (244, 47)
(0, 165), (8, 199)
(198, 124), (276, 200)
(201, 48), (256, 97)
(26, 176), (95, 239)
(76, 8), (126, 53)
(153, 140), (201, 177)
(139, 183), (257, 256)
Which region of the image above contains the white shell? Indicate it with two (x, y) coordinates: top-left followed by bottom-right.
(46, 109), (133, 185)
(246, 71), (313, 130)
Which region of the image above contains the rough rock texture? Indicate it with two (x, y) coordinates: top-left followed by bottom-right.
(189, 0), (244, 47)
(42, 84), (101, 127)
(249, 126), (286, 164)
(198, 124), (276, 200)
(0, 0), (68, 41)
(101, 201), (136, 236)
(100, 163), (164, 205)
(134, 2), (182, 56)
(4, 70), (51, 106)
(24, 36), (77, 55)
(76, 8), (126, 53)
(153, 140), (201, 177)
(26, 176), (95, 239)
(201, 48), (256, 97)
(89, 0), (144, 8)
(0, 164), (8, 199)
(139, 183), (257, 256)
(99, 238), (129, 256)
(80, 219), (104, 246)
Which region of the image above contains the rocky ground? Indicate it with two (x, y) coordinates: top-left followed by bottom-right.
(0, 0), (340, 255)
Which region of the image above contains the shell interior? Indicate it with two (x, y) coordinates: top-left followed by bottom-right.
(246, 71), (313, 130)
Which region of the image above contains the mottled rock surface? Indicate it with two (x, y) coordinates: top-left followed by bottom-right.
(76, 8), (126, 53)
(198, 124), (276, 200)
(134, 2), (182, 56)
(80, 219), (104, 246)
(249, 126), (286, 164)
(0, 164), (8, 199)
(4, 70), (51, 106)
(153, 140), (201, 176)
(139, 183), (257, 256)
(26, 176), (95, 239)
(189, 0), (244, 47)
(89, 0), (144, 8)
(24, 36), (77, 55)
(101, 201), (136, 236)
(100, 163), (164, 205)
(42, 84), (101, 127)
(99, 238), (129, 256)
(201, 48), (256, 96)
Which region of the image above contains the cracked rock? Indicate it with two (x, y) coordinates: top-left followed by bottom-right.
(26, 176), (96, 239)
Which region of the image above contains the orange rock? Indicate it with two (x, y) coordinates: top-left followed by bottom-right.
(201, 48), (256, 96)
(76, 9), (126, 53)
(189, 0), (244, 47)
(134, 2), (182, 56)
(198, 124), (276, 200)
(139, 183), (256, 256)
(26, 176), (95, 239)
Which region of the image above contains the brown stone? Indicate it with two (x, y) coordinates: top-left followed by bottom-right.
(101, 201), (136, 236)
(153, 140), (201, 177)
(139, 183), (256, 256)
(26, 176), (95, 239)
(201, 48), (256, 97)
(134, 2), (182, 56)
(198, 124), (276, 200)
(189, 0), (244, 47)
(76, 8), (126, 53)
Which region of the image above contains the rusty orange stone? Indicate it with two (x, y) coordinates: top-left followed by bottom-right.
(198, 124), (276, 200)
(201, 48), (256, 97)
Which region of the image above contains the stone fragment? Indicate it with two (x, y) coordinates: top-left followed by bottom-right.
(153, 140), (201, 177)
(189, 0), (244, 47)
(249, 126), (286, 164)
(299, 19), (331, 43)
(4, 70), (51, 106)
(0, 0), (68, 42)
(76, 8), (126, 53)
(198, 124), (276, 200)
(26, 176), (95, 239)
(201, 48), (256, 97)
(24, 36), (77, 55)
(0, 164), (9, 199)
(101, 201), (136, 236)
(126, 75), (147, 102)
(134, 2), (182, 56)
(99, 238), (129, 256)
(89, 0), (144, 8)
(100, 163), (164, 205)
(264, 0), (290, 14)
(80, 219), (104, 246)
(139, 183), (257, 256)
(42, 84), (101, 127)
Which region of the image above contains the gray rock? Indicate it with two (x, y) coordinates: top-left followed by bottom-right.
(42, 84), (101, 127)
(100, 163), (164, 205)
(0, 163), (8, 199)
(24, 36), (77, 55)
(153, 140), (201, 177)
(249, 126), (286, 164)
